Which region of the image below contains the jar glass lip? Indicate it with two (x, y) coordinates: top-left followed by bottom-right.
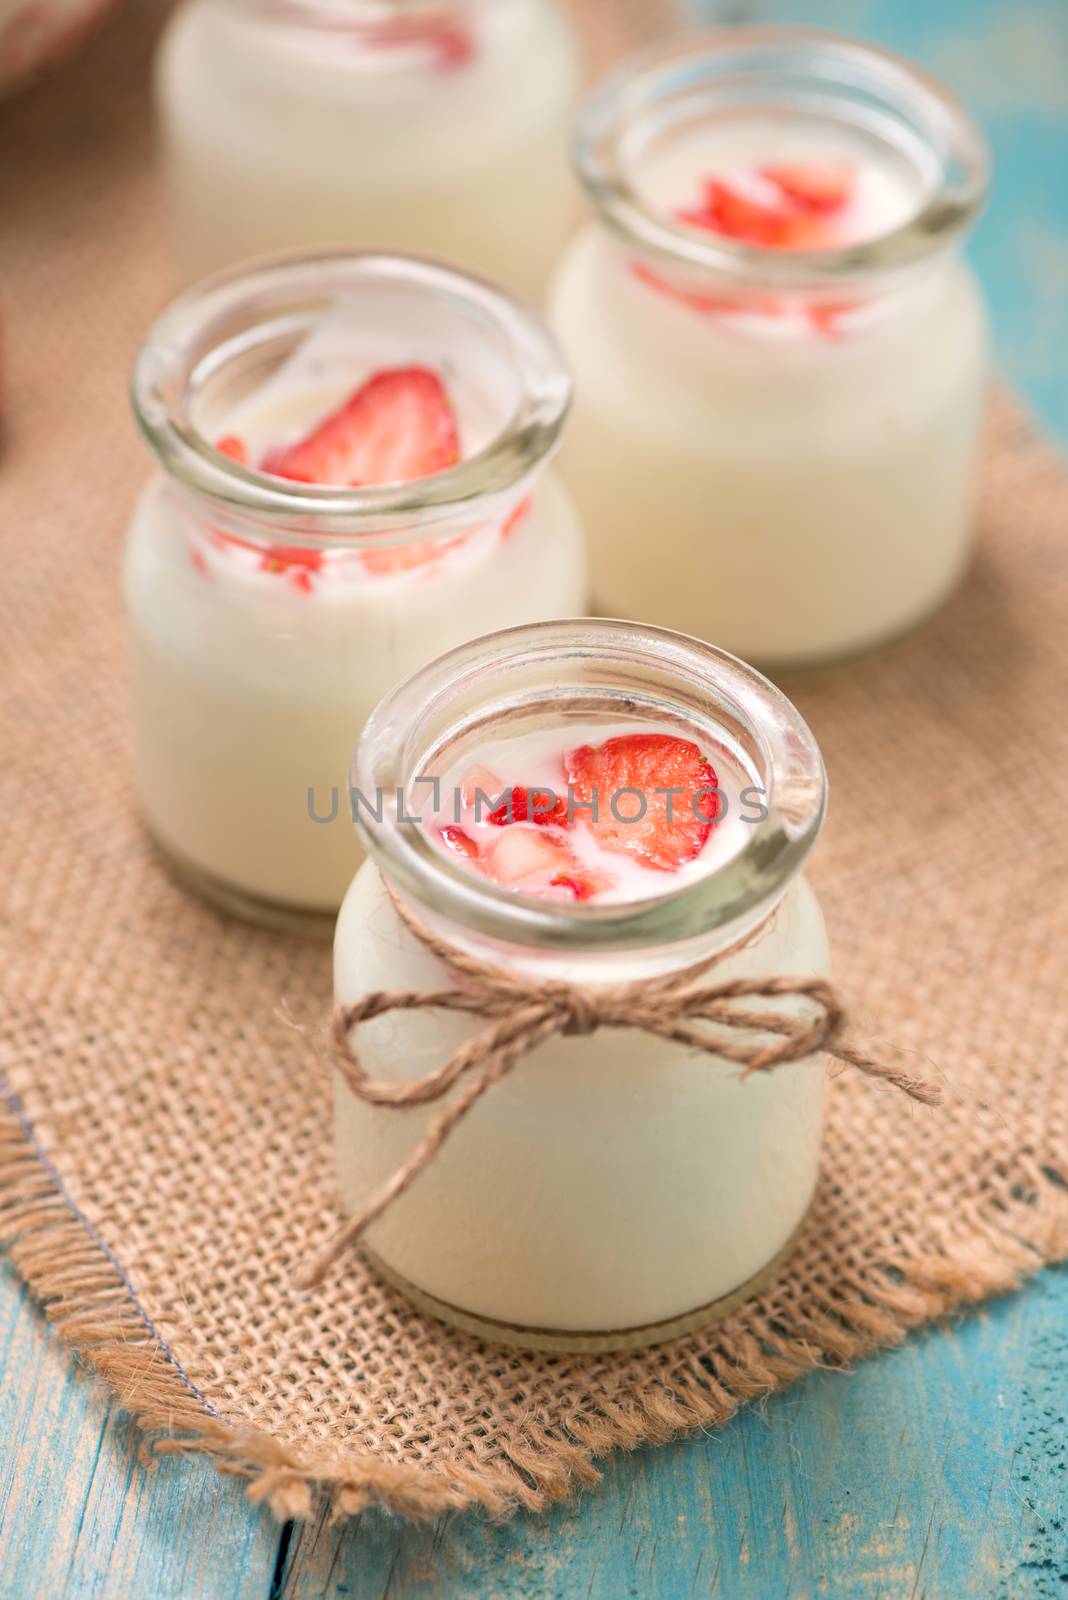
(573, 26), (989, 290)
(130, 251), (571, 539)
(351, 619), (828, 953)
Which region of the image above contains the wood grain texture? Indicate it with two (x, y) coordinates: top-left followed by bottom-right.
(0, 1268), (279, 1600)
(3, 1), (1068, 1596)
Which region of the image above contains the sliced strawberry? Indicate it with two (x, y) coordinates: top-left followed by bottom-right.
(564, 733), (719, 872)
(430, 20), (475, 70)
(361, 539), (439, 578)
(629, 261), (786, 320)
(486, 786), (572, 829)
(761, 162), (853, 215)
(679, 181), (791, 248)
(807, 298), (859, 337)
(549, 869), (617, 902)
(484, 827), (574, 888)
(364, 12), (475, 71)
(549, 873), (595, 902)
(461, 765), (504, 810)
(215, 434), (248, 464)
(262, 367), (460, 488)
(678, 179), (833, 252)
(500, 496), (533, 543)
(439, 824), (480, 860)
(259, 544), (324, 578)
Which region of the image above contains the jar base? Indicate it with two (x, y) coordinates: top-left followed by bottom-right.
(360, 1212), (811, 1354)
(147, 828), (337, 939)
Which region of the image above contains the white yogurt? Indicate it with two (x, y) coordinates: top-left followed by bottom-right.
(156, 0), (580, 300)
(125, 258), (586, 918)
(331, 622), (830, 1345)
(549, 32), (990, 665)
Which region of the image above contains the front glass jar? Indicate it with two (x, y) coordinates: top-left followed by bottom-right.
(155, 0), (581, 299)
(125, 253), (585, 924)
(548, 29), (990, 666)
(333, 618), (829, 1350)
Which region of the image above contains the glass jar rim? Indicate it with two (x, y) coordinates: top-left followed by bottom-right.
(573, 26), (989, 291)
(351, 618), (828, 953)
(130, 251), (571, 541)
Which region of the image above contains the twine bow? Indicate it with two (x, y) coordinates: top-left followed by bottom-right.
(305, 889), (941, 1287)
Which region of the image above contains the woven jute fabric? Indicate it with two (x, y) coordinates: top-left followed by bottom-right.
(2, 1), (1068, 1526)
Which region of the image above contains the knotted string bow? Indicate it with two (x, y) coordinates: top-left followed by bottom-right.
(305, 888), (941, 1287)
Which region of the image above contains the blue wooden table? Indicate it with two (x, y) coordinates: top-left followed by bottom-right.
(3, 2), (1067, 1595)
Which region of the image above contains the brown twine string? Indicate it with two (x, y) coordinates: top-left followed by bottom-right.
(304, 886), (942, 1288)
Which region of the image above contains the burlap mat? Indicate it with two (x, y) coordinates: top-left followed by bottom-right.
(2, 0), (1068, 1525)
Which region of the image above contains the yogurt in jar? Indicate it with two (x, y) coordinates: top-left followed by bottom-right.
(333, 620), (830, 1348)
(549, 30), (990, 666)
(156, 0), (580, 300)
(124, 255), (585, 921)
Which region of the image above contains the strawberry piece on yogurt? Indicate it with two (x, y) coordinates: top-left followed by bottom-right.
(262, 366), (460, 488)
(760, 161), (854, 215)
(564, 732), (719, 872)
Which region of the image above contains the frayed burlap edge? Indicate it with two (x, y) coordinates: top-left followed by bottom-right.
(3, 1089), (1067, 1524)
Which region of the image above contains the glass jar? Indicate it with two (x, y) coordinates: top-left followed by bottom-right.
(125, 253), (585, 925)
(548, 29), (990, 666)
(333, 618), (829, 1350)
(155, 0), (581, 300)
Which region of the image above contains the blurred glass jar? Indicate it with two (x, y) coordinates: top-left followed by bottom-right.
(549, 29), (990, 666)
(124, 253), (585, 924)
(155, 0), (581, 300)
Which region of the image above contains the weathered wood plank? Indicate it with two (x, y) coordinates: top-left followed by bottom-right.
(0, 1268), (279, 1600)
(274, 1268), (1068, 1599)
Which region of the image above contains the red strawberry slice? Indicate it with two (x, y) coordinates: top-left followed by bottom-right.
(262, 367), (460, 488)
(486, 786), (572, 829)
(429, 21), (475, 70)
(630, 261), (786, 320)
(439, 824), (480, 860)
(364, 12), (475, 72)
(211, 436), (326, 589)
(679, 180), (792, 248)
(549, 869), (617, 902)
(215, 434), (248, 464)
(361, 539), (440, 578)
(259, 545), (323, 575)
(678, 179), (833, 252)
(500, 496), (533, 543)
(760, 162), (853, 215)
(256, 544), (324, 596)
(549, 873), (596, 902)
(564, 733), (719, 872)
(807, 298), (860, 337)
